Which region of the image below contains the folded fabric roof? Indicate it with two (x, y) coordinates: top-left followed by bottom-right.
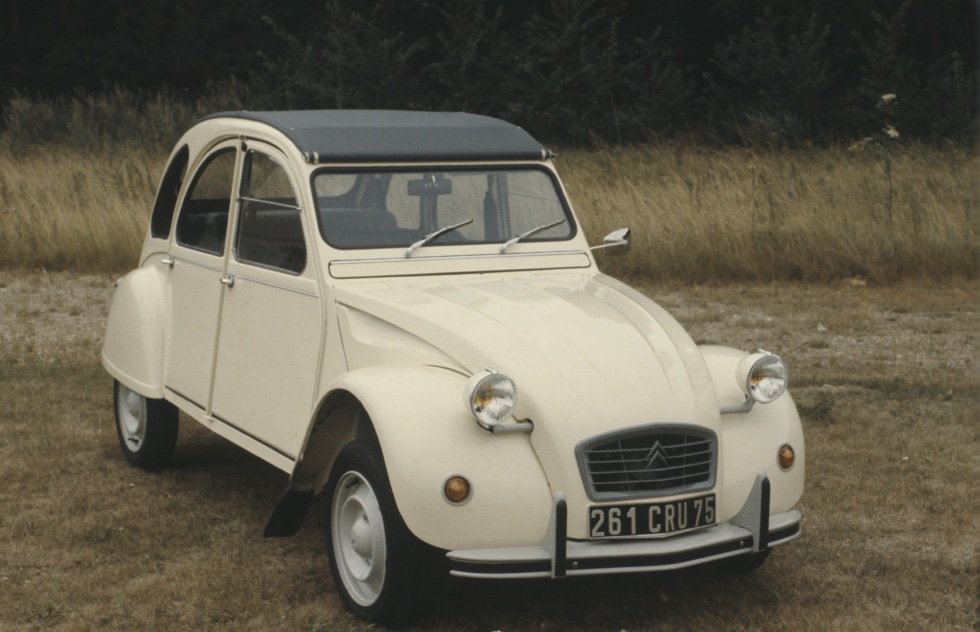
(199, 110), (551, 163)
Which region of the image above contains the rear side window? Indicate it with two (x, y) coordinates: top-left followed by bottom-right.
(150, 145), (189, 239)
(234, 151), (306, 274)
(175, 148), (236, 256)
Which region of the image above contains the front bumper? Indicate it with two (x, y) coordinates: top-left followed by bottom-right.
(447, 472), (801, 579)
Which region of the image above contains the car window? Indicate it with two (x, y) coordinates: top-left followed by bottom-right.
(313, 168), (573, 250)
(150, 145), (189, 239)
(175, 148), (236, 255)
(234, 151), (306, 274)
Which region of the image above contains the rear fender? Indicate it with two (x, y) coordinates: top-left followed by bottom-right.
(101, 265), (169, 397)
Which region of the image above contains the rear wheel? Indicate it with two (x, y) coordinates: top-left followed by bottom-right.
(113, 380), (178, 471)
(325, 442), (427, 626)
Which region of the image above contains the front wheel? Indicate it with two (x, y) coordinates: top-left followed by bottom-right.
(716, 549), (771, 575)
(325, 442), (427, 626)
(113, 380), (178, 471)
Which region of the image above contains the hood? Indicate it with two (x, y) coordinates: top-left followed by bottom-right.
(334, 272), (721, 498)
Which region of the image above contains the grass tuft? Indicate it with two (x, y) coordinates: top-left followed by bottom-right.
(794, 389), (836, 421)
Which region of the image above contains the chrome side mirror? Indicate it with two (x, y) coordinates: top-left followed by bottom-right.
(590, 228), (631, 255)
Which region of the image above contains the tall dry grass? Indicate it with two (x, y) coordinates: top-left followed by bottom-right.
(0, 100), (975, 282)
(560, 143), (978, 284)
(0, 149), (167, 271)
(0, 88), (246, 272)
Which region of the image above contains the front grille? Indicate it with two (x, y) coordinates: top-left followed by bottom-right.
(576, 425), (716, 500)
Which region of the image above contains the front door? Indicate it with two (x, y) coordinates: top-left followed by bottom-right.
(209, 145), (323, 459)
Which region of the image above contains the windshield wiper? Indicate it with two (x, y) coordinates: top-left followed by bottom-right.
(499, 218), (566, 254)
(404, 219), (474, 258)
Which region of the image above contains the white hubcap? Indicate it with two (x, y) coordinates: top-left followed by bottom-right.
(117, 384), (146, 451)
(332, 471), (387, 606)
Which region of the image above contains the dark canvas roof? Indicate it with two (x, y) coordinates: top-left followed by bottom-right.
(199, 110), (551, 163)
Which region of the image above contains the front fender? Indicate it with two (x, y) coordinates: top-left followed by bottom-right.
(722, 392), (805, 514)
(328, 365), (554, 551)
(102, 265), (169, 397)
(700, 345), (806, 518)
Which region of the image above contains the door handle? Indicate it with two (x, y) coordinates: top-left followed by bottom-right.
(161, 256), (175, 268)
(220, 274), (235, 287)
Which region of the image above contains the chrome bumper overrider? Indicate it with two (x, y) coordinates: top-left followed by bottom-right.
(447, 472), (801, 579)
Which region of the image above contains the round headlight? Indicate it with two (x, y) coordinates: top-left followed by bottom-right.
(463, 370), (517, 430)
(739, 352), (788, 404)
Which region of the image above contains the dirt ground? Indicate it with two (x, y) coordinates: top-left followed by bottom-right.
(0, 271), (976, 631)
(1, 271), (975, 378)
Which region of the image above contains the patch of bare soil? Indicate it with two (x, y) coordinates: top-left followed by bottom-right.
(647, 281), (977, 389)
(0, 272), (116, 365)
(3, 273), (975, 383)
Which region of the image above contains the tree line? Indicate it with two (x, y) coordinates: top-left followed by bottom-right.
(1, 0), (976, 146)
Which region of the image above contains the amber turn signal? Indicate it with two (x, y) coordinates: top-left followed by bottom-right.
(778, 444), (796, 471)
(443, 476), (471, 504)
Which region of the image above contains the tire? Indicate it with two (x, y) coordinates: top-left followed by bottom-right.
(113, 380), (178, 471)
(716, 549), (771, 575)
(325, 442), (428, 627)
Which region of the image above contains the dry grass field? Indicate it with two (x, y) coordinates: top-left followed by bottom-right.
(0, 271), (975, 631)
(0, 110), (976, 628)
(559, 144), (977, 284)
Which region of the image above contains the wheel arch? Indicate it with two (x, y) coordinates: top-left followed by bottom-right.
(293, 388), (378, 495)
(267, 365), (553, 550)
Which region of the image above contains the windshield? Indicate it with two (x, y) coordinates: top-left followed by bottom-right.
(313, 167), (574, 250)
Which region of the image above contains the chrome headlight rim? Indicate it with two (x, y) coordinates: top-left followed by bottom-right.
(463, 369), (518, 431)
(740, 351), (789, 405)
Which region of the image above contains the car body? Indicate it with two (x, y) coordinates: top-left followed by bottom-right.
(102, 110), (804, 625)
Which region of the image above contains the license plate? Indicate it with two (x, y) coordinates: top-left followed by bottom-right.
(589, 494), (716, 539)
